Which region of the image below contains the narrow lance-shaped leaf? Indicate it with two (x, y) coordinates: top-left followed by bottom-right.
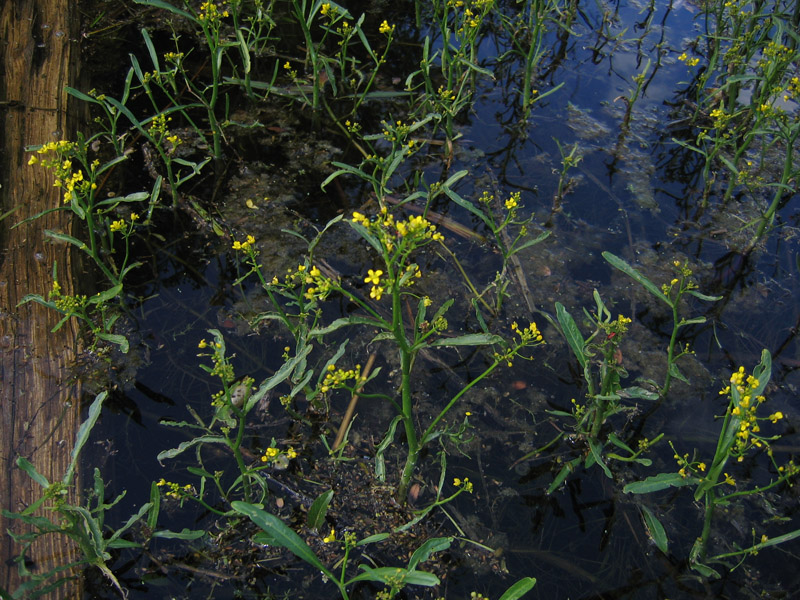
(231, 501), (331, 576)
(64, 392), (106, 486)
(555, 302), (586, 368)
(498, 577), (537, 600)
(602, 251), (673, 307)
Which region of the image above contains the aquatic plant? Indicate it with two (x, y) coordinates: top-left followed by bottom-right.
(520, 289), (663, 492)
(156, 328), (303, 506)
(406, 0), (496, 142)
(674, 2), (800, 249)
(625, 350), (800, 576)
(233, 499), (537, 600)
(496, 0), (570, 121)
(20, 138), (155, 353)
(603, 252), (721, 398)
(233, 208), (545, 500)
(2, 394), (152, 597)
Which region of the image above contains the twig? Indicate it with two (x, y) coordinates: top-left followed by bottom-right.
(333, 353), (377, 451)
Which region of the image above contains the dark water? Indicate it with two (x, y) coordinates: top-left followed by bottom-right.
(66, 0), (800, 598)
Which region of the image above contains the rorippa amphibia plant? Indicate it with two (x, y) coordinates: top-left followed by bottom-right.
(20, 138), (154, 353)
(624, 350), (800, 576)
(232, 208), (546, 501)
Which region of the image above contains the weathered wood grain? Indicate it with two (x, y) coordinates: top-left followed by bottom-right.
(1, 1), (83, 597)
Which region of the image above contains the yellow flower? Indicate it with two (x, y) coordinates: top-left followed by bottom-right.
(379, 20), (394, 35)
(198, 339), (208, 349)
(723, 472), (735, 486)
(768, 412), (783, 423)
(364, 269), (383, 285)
(369, 285), (384, 301)
(110, 219), (125, 232)
(130, 212), (139, 222)
(454, 477), (474, 493)
(323, 528), (336, 543)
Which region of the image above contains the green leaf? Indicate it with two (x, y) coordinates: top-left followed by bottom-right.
(375, 415), (402, 481)
(16, 457), (50, 489)
(309, 316), (384, 337)
(547, 457), (582, 494)
(65, 86), (101, 104)
(442, 183), (493, 229)
(667, 362), (689, 384)
(133, 0), (196, 21)
(156, 434), (227, 461)
(64, 392), (106, 486)
(623, 472), (698, 494)
(640, 505), (668, 553)
(602, 252), (672, 307)
(607, 433), (635, 454)
(140, 28), (160, 72)
(245, 344), (313, 411)
(348, 566), (440, 587)
(93, 333), (129, 353)
(307, 490), (334, 532)
(95, 190), (149, 208)
(231, 502), (329, 575)
(44, 229), (88, 250)
(407, 537), (451, 571)
(498, 577), (537, 600)
(617, 386), (660, 401)
(357, 533), (391, 546)
(147, 481), (160, 531)
(510, 231), (551, 255)
(87, 284), (123, 305)
(428, 333), (502, 347)
(107, 502), (152, 547)
(151, 528), (207, 540)
(588, 440), (612, 478)
(555, 303), (586, 368)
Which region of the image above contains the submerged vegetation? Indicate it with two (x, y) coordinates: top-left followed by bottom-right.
(4, 0), (800, 598)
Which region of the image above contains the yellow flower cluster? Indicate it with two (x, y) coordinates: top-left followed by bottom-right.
(677, 52), (700, 67)
(28, 140), (97, 204)
(719, 365), (774, 459)
(269, 264), (337, 303)
(197, 337), (235, 383)
(673, 444), (706, 479)
(505, 191), (521, 211)
(260, 446), (298, 463)
(198, 1), (229, 22)
(320, 363), (362, 393)
(453, 477), (474, 493)
(494, 321), (545, 367)
(511, 321), (544, 344)
(156, 478), (194, 500)
(149, 112), (171, 139)
(109, 212), (139, 233)
(352, 208), (444, 255)
(232, 234), (256, 251)
(379, 20), (394, 35)
(661, 259), (697, 296)
(48, 279), (87, 314)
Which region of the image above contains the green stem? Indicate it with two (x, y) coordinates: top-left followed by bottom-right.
(396, 284), (420, 501)
(699, 488), (715, 559)
(661, 302), (681, 397)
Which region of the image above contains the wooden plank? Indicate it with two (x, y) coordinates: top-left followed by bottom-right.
(0, 1), (84, 597)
